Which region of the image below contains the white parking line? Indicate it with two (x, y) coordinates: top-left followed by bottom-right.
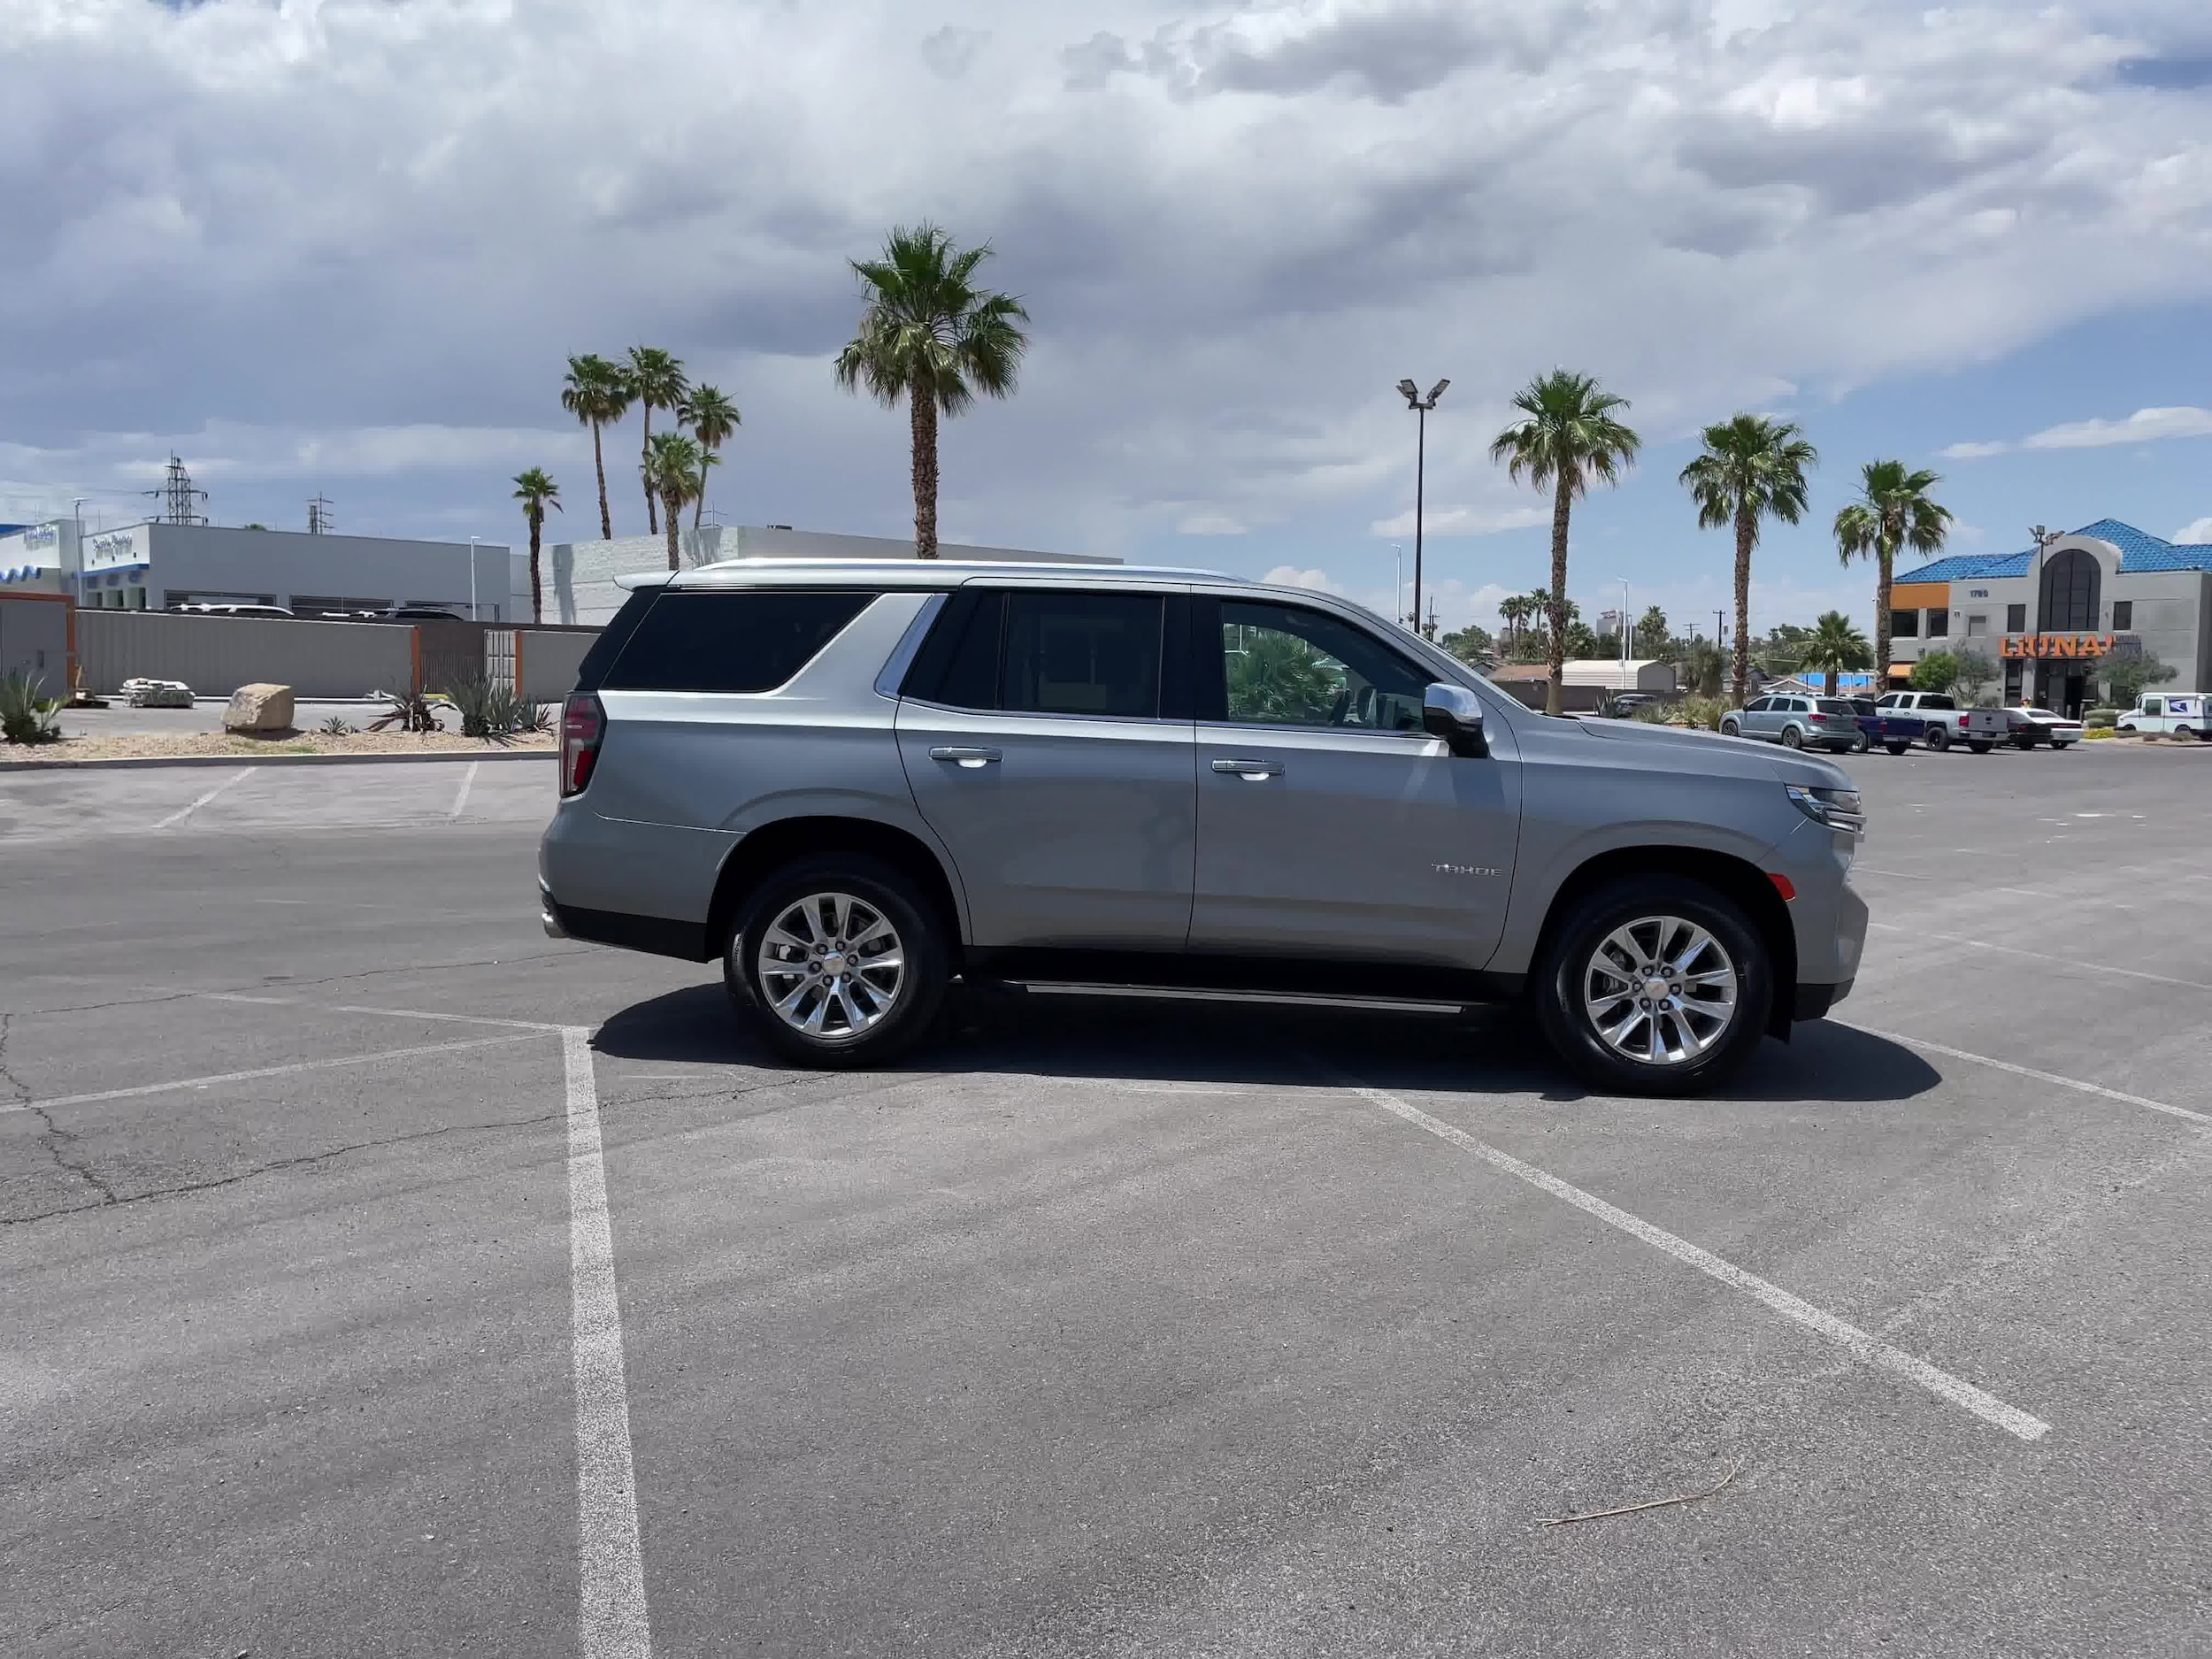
(449, 760), (480, 819)
(4, 1033), (540, 1115)
(1868, 922), (2212, 993)
(1838, 1022), (2210, 1127)
(331, 1002), (566, 1033)
(1342, 1079), (2051, 1442)
(150, 765), (255, 830)
(563, 1026), (654, 1658)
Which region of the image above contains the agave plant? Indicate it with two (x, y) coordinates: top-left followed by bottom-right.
(1, 669), (63, 744)
(443, 677), (526, 741)
(369, 688), (444, 733)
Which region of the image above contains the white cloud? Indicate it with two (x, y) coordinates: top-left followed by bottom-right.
(1367, 503), (1551, 538)
(0, 0), (2208, 552)
(1259, 565), (1343, 593)
(1939, 440), (2008, 459)
(1177, 511), (1248, 535)
(2174, 517), (2212, 545)
(2022, 406), (2212, 449)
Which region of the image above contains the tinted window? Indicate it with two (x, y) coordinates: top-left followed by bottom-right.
(908, 589), (1002, 710)
(2006, 603), (2026, 632)
(1002, 592), (1163, 718)
(2112, 600), (2133, 629)
(1745, 697), (1771, 712)
(1922, 694), (1955, 710)
(1890, 609), (1919, 638)
(1924, 608), (1949, 637)
(573, 588), (657, 693)
(1847, 699), (1876, 716)
(1816, 699), (1855, 715)
(602, 590), (875, 692)
(1215, 600), (1428, 730)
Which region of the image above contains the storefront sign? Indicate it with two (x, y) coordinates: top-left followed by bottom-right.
(2000, 633), (2114, 659)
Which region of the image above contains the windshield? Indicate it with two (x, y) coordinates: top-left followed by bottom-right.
(1847, 699), (1876, 716)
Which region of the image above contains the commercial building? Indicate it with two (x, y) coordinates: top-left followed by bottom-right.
(0, 518), (523, 620)
(548, 524), (1119, 625)
(1887, 519), (2212, 716)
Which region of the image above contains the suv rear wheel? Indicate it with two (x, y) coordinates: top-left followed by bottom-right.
(1534, 875), (1773, 1096)
(727, 855), (948, 1067)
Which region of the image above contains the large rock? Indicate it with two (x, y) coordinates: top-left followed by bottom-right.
(223, 682), (295, 733)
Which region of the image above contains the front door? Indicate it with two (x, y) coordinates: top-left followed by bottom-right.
(1187, 596), (1519, 968)
(898, 588), (1196, 949)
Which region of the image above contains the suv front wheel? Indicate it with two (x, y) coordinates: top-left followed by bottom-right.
(727, 855), (949, 1067)
(1534, 876), (1774, 1096)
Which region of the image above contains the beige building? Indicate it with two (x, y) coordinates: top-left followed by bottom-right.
(1887, 519), (2212, 716)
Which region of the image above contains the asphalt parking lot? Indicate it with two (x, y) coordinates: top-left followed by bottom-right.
(4, 743), (2208, 1657)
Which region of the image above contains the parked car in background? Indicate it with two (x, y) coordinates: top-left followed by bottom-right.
(165, 602), (296, 619)
(542, 561), (1868, 1097)
(1596, 692), (1660, 719)
(2116, 693), (2210, 741)
(1876, 690), (1979, 752)
(1845, 697), (1925, 755)
(2003, 707), (2084, 749)
(1719, 694), (1860, 752)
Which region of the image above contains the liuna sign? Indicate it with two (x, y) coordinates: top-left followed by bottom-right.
(2000, 633), (2115, 659)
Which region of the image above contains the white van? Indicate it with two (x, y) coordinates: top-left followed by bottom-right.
(2116, 694), (2211, 741)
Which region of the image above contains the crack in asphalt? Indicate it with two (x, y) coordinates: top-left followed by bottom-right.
(0, 1106), (570, 1228)
(0, 948), (575, 1019)
(3, 1011), (127, 1208)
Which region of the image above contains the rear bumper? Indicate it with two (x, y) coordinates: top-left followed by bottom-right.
(541, 888), (710, 962)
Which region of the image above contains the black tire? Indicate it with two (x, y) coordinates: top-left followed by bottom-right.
(1719, 719), (1740, 738)
(2177, 726), (2197, 742)
(2012, 733), (2036, 750)
(726, 854), (949, 1068)
(1849, 731), (1870, 754)
(1924, 726), (1949, 752)
(1533, 875), (1774, 1098)
(1885, 741), (1909, 755)
(1781, 726), (1804, 749)
(1967, 741), (1993, 754)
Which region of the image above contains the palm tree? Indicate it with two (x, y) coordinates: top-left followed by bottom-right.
(1498, 594), (1533, 654)
(1636, 604), (1670, 657)
(1834, 460), (1953, 688)
(1801, 610), (1872, 695)
(677, 384), (741, 530)
(835, 223), (1029, 559)
(1680, 637), (1727, 698)
(642, 432), (705, 571)
(511, 467), (561, 624)
(560, 355), (627, 540)
(1490, 372), (1640, 713)
(626, 347), (689, 536)
(1679, 414), (1818, 708)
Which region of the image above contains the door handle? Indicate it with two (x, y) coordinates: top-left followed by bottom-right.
(929, 746), (1002, 768)
(1211, 757), (1283, 780)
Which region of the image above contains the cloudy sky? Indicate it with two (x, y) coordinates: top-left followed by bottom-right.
(5, 0), (2210, 637)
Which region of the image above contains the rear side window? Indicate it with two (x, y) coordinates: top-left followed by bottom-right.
(1816, 698), (1854, 715)
(903, 589), (1168, 719)
(1922, 694), (1955, 710)
(600, 590), (875, 692)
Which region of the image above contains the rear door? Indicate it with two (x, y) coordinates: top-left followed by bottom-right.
(1187, 595), (1518, 968)
(896, 587), (1197, 949)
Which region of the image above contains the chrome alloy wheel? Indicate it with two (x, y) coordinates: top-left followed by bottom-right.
(756, 891), (906, 1041)
(1580, 915), (1739, 1066)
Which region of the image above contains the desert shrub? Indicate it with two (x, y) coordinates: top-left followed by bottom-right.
(1, 669), (63, 745)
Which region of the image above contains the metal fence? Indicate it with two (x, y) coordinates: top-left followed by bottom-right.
(73, 610), (602, 702)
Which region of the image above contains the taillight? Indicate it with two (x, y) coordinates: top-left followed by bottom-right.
(561, 693), (603, 798)
(1809, 713), (1827, 723)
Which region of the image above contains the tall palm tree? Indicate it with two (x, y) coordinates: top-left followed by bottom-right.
(1490, 372), (1641, 713)
(1835, 460), (1953, 689)
(1801, 610), (1872, 695)
(626, 347), (689, 536)
(1636, 604), (1669, 657)
(560, 354), (627, 540)
(834, 224), (1029, 559)
(677, 384), (741, 530)
(642, 432), (705, 572)
(1679, 413), (1819, 707)
(511, 467), (561, 624)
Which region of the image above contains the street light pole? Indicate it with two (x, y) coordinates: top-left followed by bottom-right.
(1618, 577), (1631, 694)
(1396, 378), (1449, 637)
(468, 534), (480, 623)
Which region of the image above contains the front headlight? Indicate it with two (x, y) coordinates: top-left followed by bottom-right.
(1786, 782), (1865, 835)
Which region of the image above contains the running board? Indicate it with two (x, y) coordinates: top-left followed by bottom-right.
(1002, 981), (1471, 1017)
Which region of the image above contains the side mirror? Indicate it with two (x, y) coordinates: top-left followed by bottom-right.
(1422, 681), (1488, 757)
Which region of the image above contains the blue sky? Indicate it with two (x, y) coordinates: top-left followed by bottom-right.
(4, 0), (2208, 641)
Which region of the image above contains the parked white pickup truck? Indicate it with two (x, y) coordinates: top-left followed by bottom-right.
(2116, 692), (2210, 741)
(1874, 690), (2000, 753)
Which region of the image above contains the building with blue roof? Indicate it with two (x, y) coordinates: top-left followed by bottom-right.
(1888, 520), (2211, 714)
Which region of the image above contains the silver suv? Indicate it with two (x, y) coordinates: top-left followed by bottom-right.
(541, 562), (1868, 1094)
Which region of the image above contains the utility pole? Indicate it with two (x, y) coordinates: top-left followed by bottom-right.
(1395, 378), (1449, 636)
